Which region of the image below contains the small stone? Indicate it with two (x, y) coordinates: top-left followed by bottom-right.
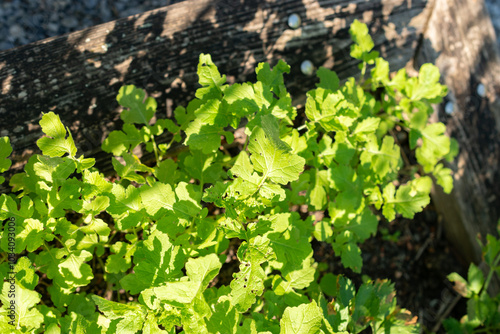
(47, 22), (59, 33)
(9, 24), (25, 39)
(444, 101), (454, 115)
(288, 13), (301, 29)
(476, 83), (486, 97)
(62, 17), (79, 29)
(300, 60), (314, 75)
(85, 0), (99, 9)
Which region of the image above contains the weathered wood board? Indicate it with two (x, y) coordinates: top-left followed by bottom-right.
(0, 0), (427, 181)
(414, 0), (500, 264)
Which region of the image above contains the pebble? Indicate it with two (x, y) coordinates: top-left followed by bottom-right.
(9, 24), (24, 40)
(61, 17), (79, 29)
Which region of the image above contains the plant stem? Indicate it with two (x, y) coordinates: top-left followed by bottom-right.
(53, 235), (71, 254)
(150, 135), (160, 166)
(481, 252), (500, 296)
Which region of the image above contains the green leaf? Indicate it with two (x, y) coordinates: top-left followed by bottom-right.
(93, 296), (147, 333)
(248, 114), (305, 184)
(305, 89), (356, 132)
(112, 153), (154, 184)
(349, 19), (378, 63)
(59, 312), (103, 334)
(467, 263), (484, 295)
(154, 159), (181, 186)
(196, 53), (226, 100)
(352, 117), (380, 139)
(230, 236), (271, 312)
(0, 137), (12, 184)
(81, 169), (113, 199)
(329, 131), (356, 165)
(222, 83), (265, 120)
(360, 135), (400, 180)
(0, 194), (33, 221)
(0, 282), (43, 332)
(185, 120), (224, 154)
(205, 296), (241, 334)
(140, 181), (176, 217)
(16, 218), (46, 252)
(102, 124), (144, 156)
(329, 164), (364, 213)
(306, 169), (329, 210)
(320, 273), (337, 297)
(33, 155), (76, 185)
(117, 85), (157, 125)
(415, 123), (450, 173)
(280, 301), (323, 334)
(339, 241), (363, 273)
(409, 64), (447, 101)
(183, 150), (224, 186)
(13, 257), (39, 290)
(382, 177), (432, 221)
(105, 241), (134, 274)
(58, 250), (94, 288)
(371, 58), (389, 87)
(107, 183), (143, 216)
(120, 230), (184, 294)
(144, 253), (221, 307)
(433, 163), (453, 194)
(316, 67), (340, 92)
(81, 195), (110, 215)
(37, 112), (77, 157)
(256, 60), (290, 95)
(230, 151), (254, 182)
(267, 213), (313, 276)
(348, 208), (379, 241)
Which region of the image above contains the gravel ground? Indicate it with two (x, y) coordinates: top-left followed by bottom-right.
(0, 0), (173, 51)
(0, 0), (499, 52)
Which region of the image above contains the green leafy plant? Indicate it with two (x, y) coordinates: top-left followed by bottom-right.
(444, 225), (500, 333)
(0, 20), (458, 333)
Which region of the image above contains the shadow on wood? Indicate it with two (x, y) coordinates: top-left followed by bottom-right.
(414, 0), (500, 265)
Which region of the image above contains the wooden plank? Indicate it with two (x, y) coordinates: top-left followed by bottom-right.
(0, 0), (427, 186)
(414, 0), (500, 263)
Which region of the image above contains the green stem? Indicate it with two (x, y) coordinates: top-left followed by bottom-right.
(473, 324), (500, 333)
(297, 123), (308, 131)
(481, 252), (500, 296)
(0, 253), (7, 265)
(105, 231), (118, 247)
(96, 252), (106, 271)
(43, 242), (57, 262)
(53, 235), (71, 254)
(361, 61), (367, 77)
(150, 135), (160, 166)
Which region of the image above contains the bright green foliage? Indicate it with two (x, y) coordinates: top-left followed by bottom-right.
(37, 112), (77, 157)
(0, 137), (12, 184)
(280, 301), (322, 334)
(0, 21), (457, 333)
(248, 114), (305, 185)
(117, 85), (157, 125)
(444, 231), (500, 333)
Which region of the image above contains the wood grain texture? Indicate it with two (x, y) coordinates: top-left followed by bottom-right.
(0, 0), (427, 184)
(414, 0), (500, 263)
